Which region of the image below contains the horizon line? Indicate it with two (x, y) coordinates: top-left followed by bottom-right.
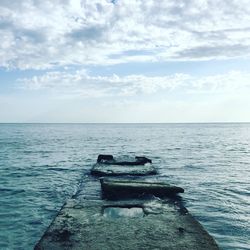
(0, 122), (250, 124)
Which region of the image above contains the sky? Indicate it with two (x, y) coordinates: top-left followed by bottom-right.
(1, 0), (250, 123)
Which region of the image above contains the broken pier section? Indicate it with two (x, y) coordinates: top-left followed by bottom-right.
(35, 155), (219, 250)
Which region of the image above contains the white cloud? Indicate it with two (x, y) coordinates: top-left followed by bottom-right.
(1, 0), (250, 69)
(19, 70), (250, 98)
(20, 70), (190, 97)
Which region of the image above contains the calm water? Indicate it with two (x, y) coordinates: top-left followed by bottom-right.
(0, 123), (249, 249)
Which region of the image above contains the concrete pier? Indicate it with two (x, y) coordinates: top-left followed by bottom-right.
(35, 155), (219, 250)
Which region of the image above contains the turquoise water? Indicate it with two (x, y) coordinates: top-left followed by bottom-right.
(0, 123), (249, 249)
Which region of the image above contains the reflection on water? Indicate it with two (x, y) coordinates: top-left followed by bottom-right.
(103, 207), (144, 218)
(0, 123), (249, 249)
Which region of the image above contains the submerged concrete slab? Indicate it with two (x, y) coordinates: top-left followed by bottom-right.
(100, 178), (184, 200)
(91, 163), (157, 176)
(35, 198), (219, 250)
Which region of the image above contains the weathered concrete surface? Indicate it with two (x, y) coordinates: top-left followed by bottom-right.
(101, 178), (184, 200)
(35, 198), (219, 250)
(35, 155), (219, 250)
(91, 163), (157, 176)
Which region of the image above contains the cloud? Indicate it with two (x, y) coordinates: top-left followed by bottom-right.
(19, 70), (189, 97)
(1, 0), (250, 69)
(19, 70), (250, 99)
(176, 44), (250, 59)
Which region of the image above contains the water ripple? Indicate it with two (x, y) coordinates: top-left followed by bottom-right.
(0, 123), (250, 249)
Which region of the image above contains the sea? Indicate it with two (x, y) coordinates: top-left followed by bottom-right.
(0, 123), (249, 250)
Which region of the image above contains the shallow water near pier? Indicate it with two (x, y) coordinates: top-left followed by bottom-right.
(0, 123), (249, 249)
(103, 207), (145, 218)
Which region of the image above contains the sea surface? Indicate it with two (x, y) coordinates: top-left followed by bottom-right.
(0, 123), (249, 250)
